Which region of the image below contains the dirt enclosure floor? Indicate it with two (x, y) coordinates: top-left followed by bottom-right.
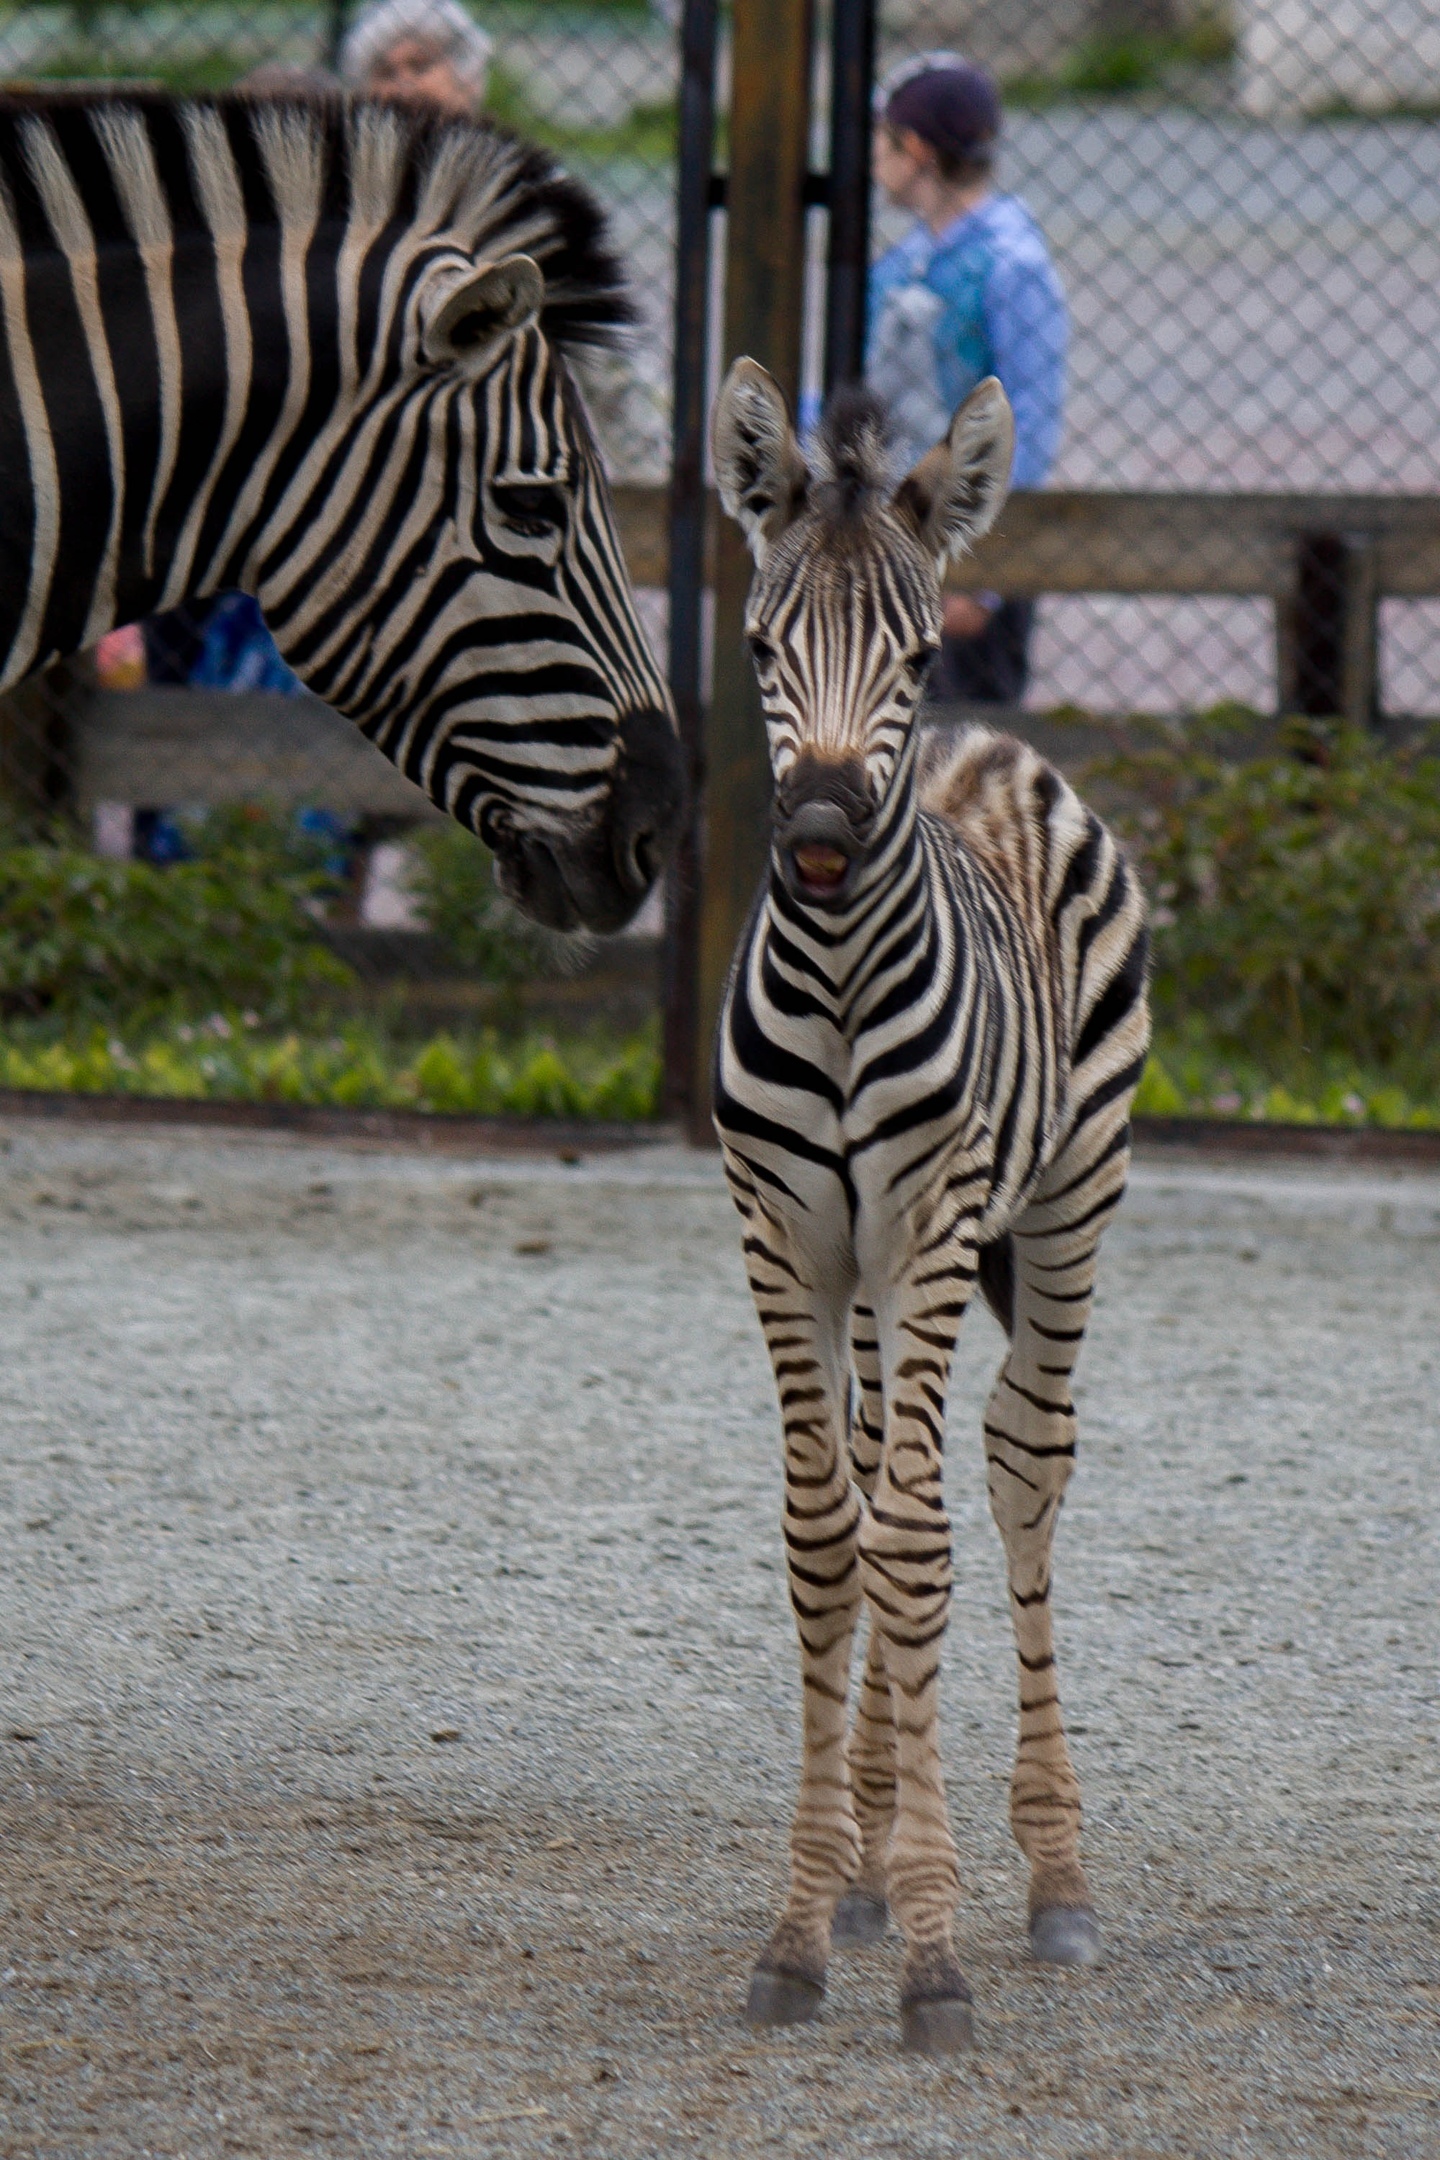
(0, 1116), (1436, 2160)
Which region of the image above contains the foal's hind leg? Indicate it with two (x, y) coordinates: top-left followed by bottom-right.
(832, 1302), (894, 1950)
(982, 1129), (1130, 1969)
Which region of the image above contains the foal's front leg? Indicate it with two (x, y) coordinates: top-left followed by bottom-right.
(832, 1302), (896, 1949)
(860, 1234), (977, 2054)
(737, 1198), (864, 2028)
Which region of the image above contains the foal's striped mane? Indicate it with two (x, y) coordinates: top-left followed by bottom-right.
(0, 90), (635, 356)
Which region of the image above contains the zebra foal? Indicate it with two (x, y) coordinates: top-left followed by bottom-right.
(710, 362), (1150, 2053)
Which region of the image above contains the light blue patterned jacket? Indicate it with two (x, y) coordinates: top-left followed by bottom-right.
(867, 193), (1067, 488)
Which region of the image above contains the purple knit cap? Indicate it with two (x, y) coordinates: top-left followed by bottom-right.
(879, 51), (1000, 163)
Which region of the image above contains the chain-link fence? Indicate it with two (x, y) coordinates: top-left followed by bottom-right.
(1, 3), (1439, 1100)
(872, 3), (1440, 723)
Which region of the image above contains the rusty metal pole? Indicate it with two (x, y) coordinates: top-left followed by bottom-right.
(660, 0), (719, 1125)
(824, 0), (877, 393)
(690, 0), (815, 1142)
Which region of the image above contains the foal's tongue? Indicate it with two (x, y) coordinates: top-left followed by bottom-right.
(794, 843), (848, 892)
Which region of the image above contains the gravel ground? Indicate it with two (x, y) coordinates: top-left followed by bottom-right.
(0, 1116), (1437, 2160)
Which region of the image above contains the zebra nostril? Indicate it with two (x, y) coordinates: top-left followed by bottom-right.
(610, 824), (656, 899)
(629, 829), (660, 889)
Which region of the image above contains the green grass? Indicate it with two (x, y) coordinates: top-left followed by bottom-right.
(4, 46), (254, 96)
(1006, 15), (1236, 106)
(0, 1013), (662, 1121)
(484, 64), (675, 163)
(1307, 99), (1440, 126)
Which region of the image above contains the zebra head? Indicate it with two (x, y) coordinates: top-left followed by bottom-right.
(199, 103), (684, 934)
(712, 359), (1012, 909)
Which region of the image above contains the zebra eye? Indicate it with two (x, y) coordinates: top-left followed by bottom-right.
(492, 483), (567, 537)
(748, 634), (776, 667)
(905, 647), (935, 683)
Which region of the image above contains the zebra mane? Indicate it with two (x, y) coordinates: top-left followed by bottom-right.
(0, 90), (635, 354)
(810, 386), (893, 524)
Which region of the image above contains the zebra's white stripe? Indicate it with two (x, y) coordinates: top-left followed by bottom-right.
(211, 102), (325, 586)
(333, 105), (407, 405)
(22, 119), (127, 645)
(0, 175), (59, 680)
(92, 106), (182, 585)
(166, 106), (252, 604)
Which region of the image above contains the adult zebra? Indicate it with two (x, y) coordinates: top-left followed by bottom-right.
(0, 88), (682, 929)
(710, 362), (1149, 2053)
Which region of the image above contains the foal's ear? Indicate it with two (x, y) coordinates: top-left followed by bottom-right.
(423, 254), (544, 367)
(893, 376), (1014, 567)
(712, 358), (809, 565)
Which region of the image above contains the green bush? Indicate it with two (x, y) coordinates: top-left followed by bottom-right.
(0, 1014), (661, 1121)
(1088, 713), (1440, 1098)
(1132, 1027), (1440, 1129)
(406, 821), (579, 989)
(0, 808), (351, 1025)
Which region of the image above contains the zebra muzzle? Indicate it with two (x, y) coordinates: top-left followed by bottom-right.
(775, 796), (871, 907)
(487, 715), (684, 935)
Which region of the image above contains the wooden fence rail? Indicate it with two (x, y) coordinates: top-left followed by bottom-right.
(13, 487), (1435, 828)
(614, 486), (1440, 595)
(613, 484), (1440, 728)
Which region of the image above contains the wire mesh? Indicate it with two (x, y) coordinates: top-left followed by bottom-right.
(876, 0), (1440, 719)
(1, 2), (1438, 1076)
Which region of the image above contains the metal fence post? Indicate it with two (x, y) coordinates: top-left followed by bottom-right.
(690, 0), (815, 1142)
(660, 0), (719, 1125)
(824, 0), (877, 394)
(1281, 531), (1380, 728)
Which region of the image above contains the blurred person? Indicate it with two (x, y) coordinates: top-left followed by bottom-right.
(869, 51), (1067, 707)
(339, 0), (493, 118)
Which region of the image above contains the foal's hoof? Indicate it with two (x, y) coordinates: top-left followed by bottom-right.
(832, 1891), (890, 1948)
(900, 1993), (974, 2056)
(744, 1967), (825, 2028)
(1029, 1904), (1103, 1968)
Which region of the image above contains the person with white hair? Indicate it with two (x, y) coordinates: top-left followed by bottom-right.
(339, 0), (493, 119)
(343, 0), (665, 480)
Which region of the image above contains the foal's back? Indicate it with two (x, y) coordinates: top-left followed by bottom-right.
(921, 723), (1148, 1152)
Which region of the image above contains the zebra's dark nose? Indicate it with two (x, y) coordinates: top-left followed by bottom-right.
(773, 753), (875, 905)
(489, 709), (683, 935)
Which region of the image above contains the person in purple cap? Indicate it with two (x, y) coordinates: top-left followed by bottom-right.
(869, 51), (1067, 707)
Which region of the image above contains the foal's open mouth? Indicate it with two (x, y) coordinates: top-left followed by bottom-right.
(791, 842), (852, 898)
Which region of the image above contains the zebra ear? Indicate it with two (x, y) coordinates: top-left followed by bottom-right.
(893, 376), (1014, 567)
(712, 358), (809, 565)
(424, 254), (544, 366)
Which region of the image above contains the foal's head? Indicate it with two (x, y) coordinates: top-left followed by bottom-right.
(712, 361), (1013, 908)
